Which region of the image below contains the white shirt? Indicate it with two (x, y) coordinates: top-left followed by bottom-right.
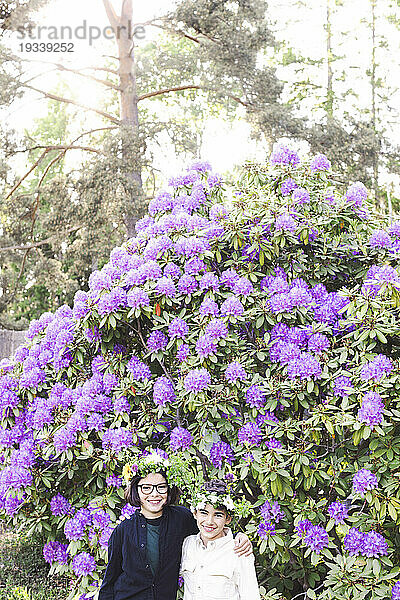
(180, 529), (261, 600)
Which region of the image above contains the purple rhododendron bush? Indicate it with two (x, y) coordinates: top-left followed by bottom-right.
(1, 144), (400, 600)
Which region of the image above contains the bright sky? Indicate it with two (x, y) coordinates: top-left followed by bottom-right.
(3, 0), (400, 182)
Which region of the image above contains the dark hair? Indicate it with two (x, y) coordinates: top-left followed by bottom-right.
(201, 479), (231, 515)
(124, 469), (180, 507)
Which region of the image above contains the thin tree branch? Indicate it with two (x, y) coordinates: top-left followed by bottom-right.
(138, 84), (251, 108)
(0, 227), (80, 252)
(103, 0), (120, 31)
(4, 150), (47, 201)
(19, 60), (122, 91)
(21, 144), (101, 154)
(22, 83), (120, 124)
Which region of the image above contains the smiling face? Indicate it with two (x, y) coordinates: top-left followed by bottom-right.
(137, 472), (169, 519)
(195, 503), (232, 546)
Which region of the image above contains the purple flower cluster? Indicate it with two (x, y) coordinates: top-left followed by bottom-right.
(168, 318), (189, 339)
(50, 493), (73, 516)
(310, 153), (331, 173)
(360, 354), (392, 382)
(392, 582), (400, 600)
(209, 441), (235, 468)
(303, 525), (329, 554)
(184, 368), (211, 392)
(369, 229), (392, 249)
(333, 376), (354, 398)
(327, 501), (348, 524)
(225, 361), (247, 383)
(170, 427), (193, 450)
(102, 428), (134, 453)
(43, 541), (69, 565)
(260, 500), (284, 522)
(343, 527), (388, 557)
(357, 391), (384, 428)
(153, 377), (176, 405)
(245, 385), (266, 408)
(346, 182), (368, 208)
(72, 552), (97, 577)
(147, 331), (168, 352)
(238, 422), (262, 446)
(270, 143), (300, 167)
(352, 468), (378, 497)
(258, 520), (276, 538)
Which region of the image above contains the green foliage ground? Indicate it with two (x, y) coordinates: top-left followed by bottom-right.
(0, 527), (69, 600)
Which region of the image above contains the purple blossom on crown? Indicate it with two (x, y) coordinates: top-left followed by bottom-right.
(303, 525), (329, 553)
(369, 229), (392, 249)
(196, 335), (218, 357)
(155, 277), (176, 298)
(220, 297), (244, 317)
(295, 519), (313, 536)
(127, 288), (150, 309)
(209, 441), (235, 468)
(260, 500), (284, 522)
(275, 213), (297, 233)
(392, 582), (400, 600)
(102, 428), (134, 453)
(168, 318), (189, 339)
(199, 298), (219, 316)
(72, 552), (97, 577)
(176, 343), (190, 363)
(238, 422), (262, 446)
(147, 331), (168, 352)
(346, 182), (368, 208)
(153, 377), (176, 406)
(184, 368), (211, 392)
(352, 468), (378, 497)
(225, 361), (247, 383)
(258, 520), (276, 538)
(310, 153), (331, 173)
(333, 376), (354, 398)
(50, 493), (73, 516)
(327, 501), (348, 524)
(357, 391), (384, 428)
(292, 187), (310, 205)
(170, 427), (193, 451)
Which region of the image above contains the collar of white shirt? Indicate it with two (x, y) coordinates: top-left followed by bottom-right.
(195, 527), (233, 550)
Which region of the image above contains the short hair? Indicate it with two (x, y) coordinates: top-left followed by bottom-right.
(124, 469), (180, 507)
(201, 479), (231, 515)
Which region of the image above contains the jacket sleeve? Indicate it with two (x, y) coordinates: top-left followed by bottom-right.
(98, 524), (123, 600)
(235, 554), (261, 600)
(177, 505), (199, 537)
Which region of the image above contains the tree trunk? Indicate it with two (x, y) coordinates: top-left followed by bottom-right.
(326, 0), (334, 122)
(370, 0), (380, 207)
(103, 0), (143, 237)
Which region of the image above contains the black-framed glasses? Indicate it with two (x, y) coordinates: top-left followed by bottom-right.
(138, 483), (169, 495)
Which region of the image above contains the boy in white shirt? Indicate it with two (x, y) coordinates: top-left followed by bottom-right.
(180, 480), (260, 600)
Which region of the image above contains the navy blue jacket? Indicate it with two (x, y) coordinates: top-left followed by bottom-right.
(98, 506), (198, 600)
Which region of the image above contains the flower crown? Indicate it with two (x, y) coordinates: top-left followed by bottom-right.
(190, 489), (251, 518)
(122, 448), (191, 491)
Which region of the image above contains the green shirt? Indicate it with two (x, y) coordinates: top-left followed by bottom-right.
(145, 515), (162, 575)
